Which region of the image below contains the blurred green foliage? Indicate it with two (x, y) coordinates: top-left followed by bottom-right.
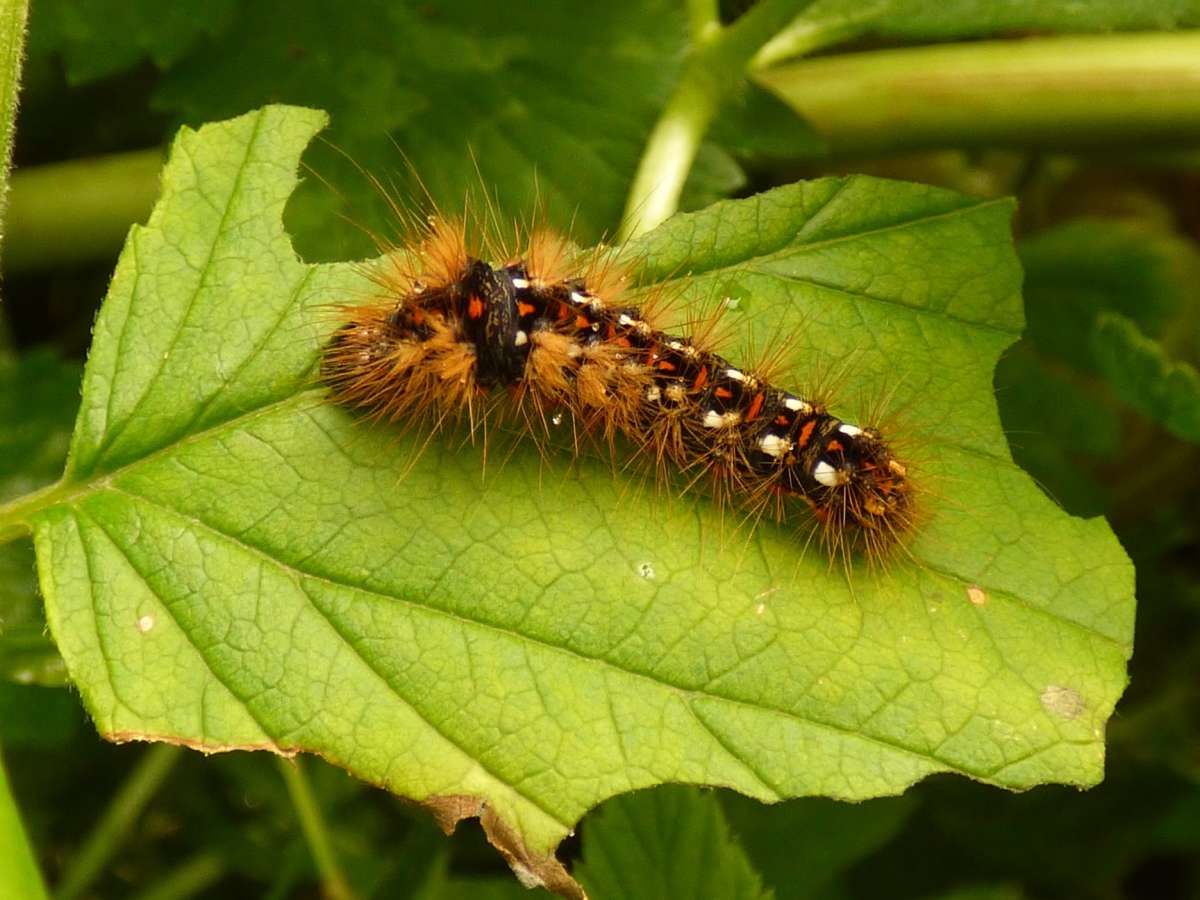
(1, 1), (1198, 899)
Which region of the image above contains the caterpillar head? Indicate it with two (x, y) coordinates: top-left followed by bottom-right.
(804, 422), (915, 560)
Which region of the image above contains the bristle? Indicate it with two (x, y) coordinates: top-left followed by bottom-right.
(320, 211), (918, 564)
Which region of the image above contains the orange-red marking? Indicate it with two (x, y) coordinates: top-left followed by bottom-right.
(468, 296), (485, 319)
(715, 386), (733, 400)
(797, 419), (817, 448)
(692, 367), (710, 391)
(826, 439), (843, 453)
(517, 301), (536, 317)
(746, 392), (764, 421)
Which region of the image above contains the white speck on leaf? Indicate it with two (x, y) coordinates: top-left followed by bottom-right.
(137, 615), (155, 633)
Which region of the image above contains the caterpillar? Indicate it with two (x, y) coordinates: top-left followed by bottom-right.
(320, 216), (915, 564)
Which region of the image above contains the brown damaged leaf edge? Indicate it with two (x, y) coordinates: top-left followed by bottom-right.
(106, 731), (294, 756)
(423, 794), (587, 900)
(109, 731), (587, 898)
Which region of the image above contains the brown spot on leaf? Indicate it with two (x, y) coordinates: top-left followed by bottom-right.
(966, 585), (987, 606)
(1040, 685), (1086, 719)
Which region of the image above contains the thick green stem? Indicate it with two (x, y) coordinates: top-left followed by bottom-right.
(0, 746), (49, 900)
(55, 744), (182, 900)
(754, 32), (1200, 156)
(278, 758), (357, 900)
(4, 149), (161, 274)
(618, 0), (811, 240)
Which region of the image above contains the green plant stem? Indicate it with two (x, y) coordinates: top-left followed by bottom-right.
(128, 852), (225, 900)
(0, 0), (28, 239)
(752, 4), (872, 68)
(4, 148), (161, 274)
(278, 758), (357, 900)
(618, 0), (810, 240)
(685, 0), (720, 44)
(0, 479), (71, 545)
(0, 745), (49, 900)
(754, 32), (1200, 157)
(55, 743), (182, 900)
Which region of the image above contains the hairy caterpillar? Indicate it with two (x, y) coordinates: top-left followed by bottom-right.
(320, 215), (915, 563)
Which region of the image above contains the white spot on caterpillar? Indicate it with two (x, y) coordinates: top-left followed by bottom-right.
(511, 277), (530, 289)
(569, 291), (588, 305)
(514, 330), (528, 347)
(703, 410), (741, 429)
(783, 397), (812, 414)
(667, 340), (683, 351)
(813, 460), (846, 487)
(637, 562), (655, 579)
(618, 314), (637, 326)
(137, 615), (155, 633)
(724, 368), (745, 382)
(758, 434), (793, 457)
(837, 423), (863, 437)
(645, 385), (661, 402)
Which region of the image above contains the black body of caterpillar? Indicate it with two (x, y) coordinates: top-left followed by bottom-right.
(321, 224), (914, 560)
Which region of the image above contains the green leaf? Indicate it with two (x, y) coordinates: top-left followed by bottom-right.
(575, 786), (771, 900)
(149, 0), (702, 254)
(16, 106), (1133, 893)
(1019, 220), (1198, 372)
(719, 794), (914, 900)
(994, 220), (1200, 512)
(1092, 312), (1200, 443)
(32, 0), (234, 82)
